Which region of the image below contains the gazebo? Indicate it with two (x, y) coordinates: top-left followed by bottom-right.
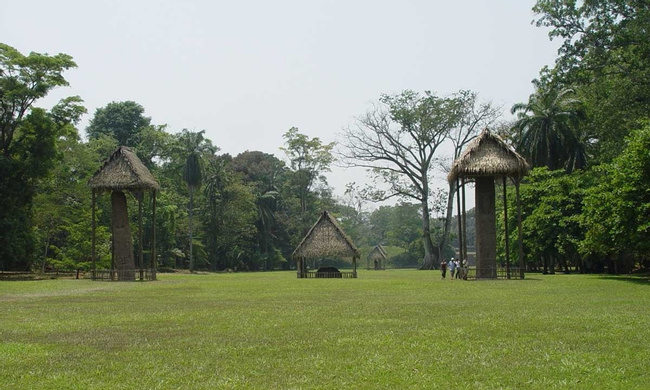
(293, 210), (360, 278)
(367, 244), (386, 270)
(448, 129), (529, 279)
(88, 146), (160, 281)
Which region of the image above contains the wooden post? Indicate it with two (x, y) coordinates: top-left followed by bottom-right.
(455, 178), (464, 267)
(91, 189), (96, 280)
(152, 190), (157, 280)
(297, 257), (301, 278)
(111, 192), (115, 280)
(461, 177), (468, 268)
(138, 192), (144, 281)
(503, 176), (511, 279)
(516, 179), (524, 279)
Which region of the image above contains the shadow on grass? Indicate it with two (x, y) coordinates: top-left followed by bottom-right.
(0, 272), (59, 282)
(597, 275), (650, 286)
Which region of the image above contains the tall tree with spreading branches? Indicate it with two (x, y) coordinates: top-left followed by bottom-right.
(339, 90), (463, 269)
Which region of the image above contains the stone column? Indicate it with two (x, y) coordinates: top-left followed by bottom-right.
(475, 177), (496, 279)
(111, 191), (136, 280)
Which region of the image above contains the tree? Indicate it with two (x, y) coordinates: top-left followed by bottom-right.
(280, 127), (334, 236)
(232, 151), (290, 269)
(511, 82), (586, 172)
(339, 90), (463, 269)
(86, 101), (151, 147)
(180, 129), (211, 272)
(33, 126), (111, 273)
(533, 0), (650, 163)
(0, 43), (78, 270)
(501, 168), (588, 274)
(581, 123), (650, 272)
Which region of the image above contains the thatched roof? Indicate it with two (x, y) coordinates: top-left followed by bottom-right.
(88, 146), (160, 192)
(367, 245), (387, 260)
(448, 129), (529, 183)
(292, 211), (360, 259)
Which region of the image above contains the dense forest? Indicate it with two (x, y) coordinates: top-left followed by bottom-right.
(1, 1), (649, 274)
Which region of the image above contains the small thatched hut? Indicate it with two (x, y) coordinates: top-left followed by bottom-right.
(367, 244), (387, 270)
(292, 211), (360, 278)
(88, 146), (160, 281)
(448, 129), (529, 279)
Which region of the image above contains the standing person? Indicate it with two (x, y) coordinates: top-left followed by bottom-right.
(455, 259), (461, 279)
(449, 257), (456, 280)
(440, 259), (448, 279)
(462, 258), (468, 280)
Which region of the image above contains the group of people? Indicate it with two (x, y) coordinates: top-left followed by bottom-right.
(440, 257), (467, 280)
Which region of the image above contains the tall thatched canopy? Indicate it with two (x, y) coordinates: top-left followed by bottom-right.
(89, 146), (160, 192)
(448, 129), (529, 183)
(447, 129), (529, 280)
(88, 146), (160, 281)
(293, 211), (359, 278)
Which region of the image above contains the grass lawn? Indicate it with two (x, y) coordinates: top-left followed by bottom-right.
(1, 270), (648, 389)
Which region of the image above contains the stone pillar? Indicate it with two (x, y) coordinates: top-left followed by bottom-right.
(111, 191), (136, 280)
(475, 177), (496, 279)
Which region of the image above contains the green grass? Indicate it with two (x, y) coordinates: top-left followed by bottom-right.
(1, 270), (648, 389)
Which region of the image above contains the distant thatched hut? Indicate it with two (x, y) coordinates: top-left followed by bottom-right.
(448, 129), (529, 279)
(292, 211), (360, 278)
(367, 245), (387, 270)
(88, 146), (160, 281)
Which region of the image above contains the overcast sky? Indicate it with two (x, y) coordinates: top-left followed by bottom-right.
(2, 0), (559, 210)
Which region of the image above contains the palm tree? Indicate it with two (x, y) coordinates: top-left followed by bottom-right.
(182, 129), (206, 272)
(256, 189), (278, 270)
(203, 156), (230, 270)
(511, 83), (586, 172)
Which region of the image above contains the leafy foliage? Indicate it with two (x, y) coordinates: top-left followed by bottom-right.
(86, 101), (151, 147)
(581, 123), (650, 270)
(511, 83), (586, 172)
(0, 44), (79, 270)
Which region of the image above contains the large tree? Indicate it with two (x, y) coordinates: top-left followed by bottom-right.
(86, 101), (151, 147)
(533, 0), (650, 163)
(231, 151), (289, 269)
(202, 155), (258, 271)
(339, 90), (463, 269)
(280, 127), (334, 238)
(0, 43), (79, 270)
(180, 129), (212, 272)
(511, 82), (586, 172)
(581, 123), (650, 272)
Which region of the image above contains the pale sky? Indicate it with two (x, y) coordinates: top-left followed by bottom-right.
(2, 0), (559, 210)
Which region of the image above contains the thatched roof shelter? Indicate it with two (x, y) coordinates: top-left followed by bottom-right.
(367, 244), (387, 270)
(448, 129), (529, 183)
(89, 146), (160, 192)
(447, 129), (529, 280)
(88, 146), (159, 281)
(367, 244), (386, 260)
(293, 211), (359, 278)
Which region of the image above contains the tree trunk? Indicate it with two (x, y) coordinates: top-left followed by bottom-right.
(550, 255), (556, 274)
(419, 197), (438, 270)
(111, 191), (135, 280)
(441, 181), (456, 256)
(188, 186), (194, 272)
(41, 233), (50, 273)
